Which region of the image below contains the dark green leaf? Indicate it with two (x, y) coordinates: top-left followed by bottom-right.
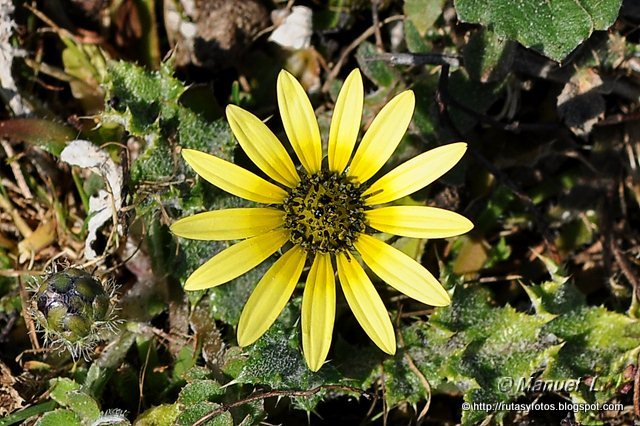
(454, 0), (623, 61)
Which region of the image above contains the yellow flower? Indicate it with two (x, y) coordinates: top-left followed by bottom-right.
(171, 69), (473, 371)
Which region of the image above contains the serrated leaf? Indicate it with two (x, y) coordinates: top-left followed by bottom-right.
(178, 380), (224, 406)
(454, 0), (623, 62)
(35, 409), (82, 426)
(390, 285), (559, 424)
(49, 378), (81, 403)
(236, 301), (341, 393)
(102, 61), (234, 188)
(134, 404), (181, 426)
(544, 306), (640, 378)
(523, 280), (584, 318)
(49, 379), (100, 421)
(176, 402), (232, 426)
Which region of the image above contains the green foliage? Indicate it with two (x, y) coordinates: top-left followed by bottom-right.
(101, 61), (234, 187)
(404, 0), (444, 37)
(235, 302), (340, 390)
(0, 118), (75, 156)
(176, 403), (232, 426)
(134, 404), (181, 425)
(463, 28), (515, 82)
(355, 42), (400, 88)
(381, 274), (638, 425)
(44, 378), (101, 425)
(35, 409), (82, 426)
(7, 1), (638, 424)
(178, 380), (225, 405)
(454, 0), (623, 61)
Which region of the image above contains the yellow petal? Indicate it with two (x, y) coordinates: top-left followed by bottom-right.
(366, 206), (473, 239)
(170, 208), (285, 241)
(277, 70), (322, 174)
(226, 105), (300, 188)
(328, 69), (363, 173)
(347, 91), (415, 184)
(354, 234), (450, 306)
(237, 246), (307, 346)
(301, 252), (336, 371)
(181, 149), (287, 204)
(363, 142), (467, 205)
(184, 230), (289, 291)
(336, 252), (396, 354)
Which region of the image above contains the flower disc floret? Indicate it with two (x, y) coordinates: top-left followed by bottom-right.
(283, 171), (366, 253)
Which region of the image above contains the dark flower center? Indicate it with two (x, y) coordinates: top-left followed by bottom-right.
(283, 171), (366, 253)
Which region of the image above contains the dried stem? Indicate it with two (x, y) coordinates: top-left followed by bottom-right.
(17, 274), (40, 350)
(322, 15), (404, 93)
(368, 52), (462, 67)
(634, 352), (640, 420)
(371, 0), (383, 50)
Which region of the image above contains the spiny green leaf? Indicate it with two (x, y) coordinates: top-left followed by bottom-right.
(523, 280), (585, 317)
(102, 61), (234, 188)
(235, 301), (341, 392)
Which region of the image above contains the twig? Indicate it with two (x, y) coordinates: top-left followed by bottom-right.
(322, 15), (404, 92)
(0, 311), (18, 342)
(396, 308), (432, 423)
(610, 231), (640, 299)
(371, 0), (383, 50)
(597, 111), (640, 127)
(138, 342), (152, 416)
(17, 274), (40, 350)
(0, 191), (32, 238)
(193, 385), (371, 426)
(601, 181), (640, 300)
(634, 352), (640, 420)
(1, 139), (32, 198)
(368, 52), (462, 67)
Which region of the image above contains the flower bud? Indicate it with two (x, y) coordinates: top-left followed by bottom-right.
(30, 267), (119, 358)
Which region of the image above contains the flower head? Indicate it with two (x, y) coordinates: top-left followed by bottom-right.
(171, 69), (473, 371)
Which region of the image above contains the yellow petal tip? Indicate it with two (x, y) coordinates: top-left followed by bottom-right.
(384, 345), (397, 356)
(183, 278), (207, 292)
(307, 360), (323, 372)
(236, 332), (252, 348)
(461, 217), (475, 234)
(431, 291), (452, 307)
